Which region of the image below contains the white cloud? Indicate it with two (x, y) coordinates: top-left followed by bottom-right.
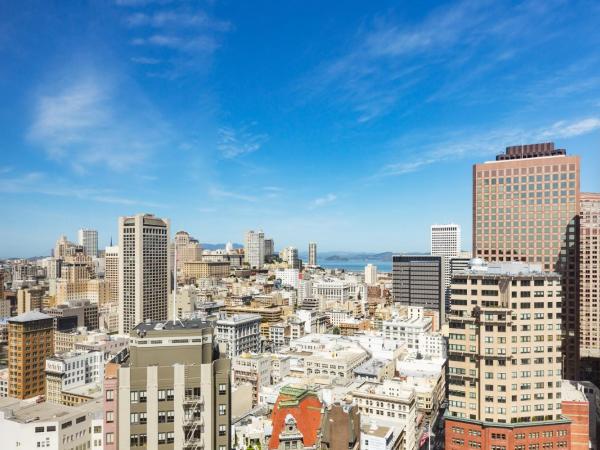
(540, 118), (600, 138)
(310, 193), (337, 208)
(28, 74), (170, 173)
(126, 11), (231, 31)
(208, 186), (258, 203)
(0, 171), (163, 207)
(217, 126), (268, 159)
(375, 116), (600, 178)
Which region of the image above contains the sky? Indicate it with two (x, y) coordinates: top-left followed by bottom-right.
(1, 0), (600, 258)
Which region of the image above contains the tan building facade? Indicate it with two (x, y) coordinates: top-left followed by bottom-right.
(446, 262), (570, 450)
(8, 311), (54, 399)
(473, 143), (580, 379)
(183, 261), (230, 280)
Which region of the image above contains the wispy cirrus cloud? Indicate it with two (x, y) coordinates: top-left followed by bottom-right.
(310, 193), (337, 208)
(0, 171), (164, 207)
(217, 125), (268, 159)
(208, 186), (258, 203)
(303, 0), (587, 123)
(28, 74), (171, 173)
(376, 116), (600, 178)
(126, 11), (231, 31)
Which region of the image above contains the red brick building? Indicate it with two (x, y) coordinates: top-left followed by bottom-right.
(269, 386), (323, 449)
(445, 418), (571, 450)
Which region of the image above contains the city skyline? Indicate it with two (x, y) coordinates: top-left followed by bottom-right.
(2, 1), (600, 257)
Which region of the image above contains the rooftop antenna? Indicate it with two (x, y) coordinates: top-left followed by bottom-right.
(173, 241), (185, 327)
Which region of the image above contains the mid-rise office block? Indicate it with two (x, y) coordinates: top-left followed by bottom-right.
(103, 318), (231, 450)
(392, 255), (444, 325)
(78, 228), (99, 258)
(473, 143), (580, 379)
(431, 224), (461, 312)
(118, 214), (170, 335)
(8, 311), (54, 399)
(215, 313), (261, 359)
(445, 261), (570, 450)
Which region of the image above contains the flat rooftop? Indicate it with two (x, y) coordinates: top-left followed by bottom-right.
(133, 318), (212, 333)
(0, 397), (101, 423)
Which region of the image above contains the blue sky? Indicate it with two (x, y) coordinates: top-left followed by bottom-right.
(1, 0), (600, 257)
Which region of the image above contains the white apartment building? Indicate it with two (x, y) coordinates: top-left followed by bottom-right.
(430, 223), (461, 312)
(78, 228), (99, 258)
(232, 353), (272, 406)
(275, 268), (300, 289)
(0, 397), (102, 450)
(365, 264), (378, 285)
(352, 379), (417, 450)
(215, 313), (262, 358)
(118, 214), (170, 335)
(314, 280), (353, 302)
(383, 316), (433, 352)
(244, 230), (265, 269)
(45, 350), (106, 404)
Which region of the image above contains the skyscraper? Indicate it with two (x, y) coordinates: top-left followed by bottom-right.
(78, 228), (98, 258)
(364, 263), (378, 285)
(118, 214), (170, 335)
(392, 255), (444, 325)
(579, 193), (600, 363)
(264, 238), (275, 261)
(431, 224), (461, 312)
(308, 242), (317, 266)
(472, 143), (580, 379)
(244, 230), (265, 269)
(8, 311), (54, 399)
(104, 245), (119, 304)
(445, 261), (568, 449)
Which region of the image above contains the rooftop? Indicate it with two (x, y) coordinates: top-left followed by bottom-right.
(133, 318), (212, 334)
(0, 397), (101, 424)
(8, 310), (52, 323)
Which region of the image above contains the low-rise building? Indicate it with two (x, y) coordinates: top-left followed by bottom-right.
(216, 313), (262, 359)
(232, 353), (272, 407)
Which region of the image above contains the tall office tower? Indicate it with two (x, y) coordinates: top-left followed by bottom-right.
(8, 311), (54, 399)
(244, 230), (265, 269)
(392, 255), (444, 325)
(473, 143), (580, 379)
(104, 245), (119, 303)
(173, 231), (203, 277)
(308, 242), (317, 266)
(118, 214), (170, 335)
(264, 238), (275, 260)
(78, 228), (98, 258)
(284, 246), (300, 269)
(103, 319), (231, 450)
(431, 224), (461, 313)
(445, 261), (568, 450)
(364, 263), (378, 285)
(431, 223), (461, 256)
(580, 193), (600, 364)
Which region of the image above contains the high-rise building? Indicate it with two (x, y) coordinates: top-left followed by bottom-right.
(103, 318), (231, 450)
(392, 255), (444, 325)
(431, 223), (461, 257)
(104, 245), (119, 304)
(78, 228), (98, 258)
(308, 242), (317, 266)
(8, 311), (54, 399)
(54, 235), (78, 259)
(245, 230), (265, 269)
(472, 143), (580, 378)
(284, 246), (300, 269)
(118, 214), (170, 335)
(264, 238), (275, 261)
(431, 224), (461, 312)
(579, 193), (600, 360)
(364, 264), (378, 285)
(445, 261), (569, 449)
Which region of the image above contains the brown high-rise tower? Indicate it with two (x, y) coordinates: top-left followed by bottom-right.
(472, 143), (580, 379)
